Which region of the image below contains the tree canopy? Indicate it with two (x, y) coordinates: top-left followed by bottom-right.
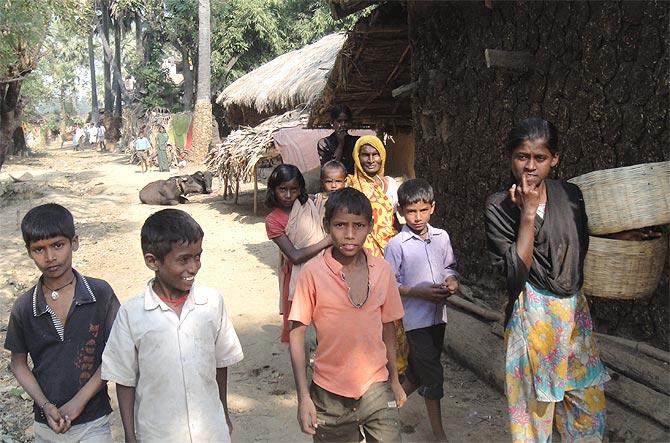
(1, 0), (361, 168)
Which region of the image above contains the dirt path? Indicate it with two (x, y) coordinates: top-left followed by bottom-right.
(0, 144), (510, 442)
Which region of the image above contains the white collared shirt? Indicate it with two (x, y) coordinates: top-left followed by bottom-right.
(101, 281), (243, 443)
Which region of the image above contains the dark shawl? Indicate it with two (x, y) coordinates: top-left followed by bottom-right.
(485, 179), (589, 323)
(316, 132), (359, 175)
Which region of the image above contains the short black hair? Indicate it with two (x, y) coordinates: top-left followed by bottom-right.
(397, 178), (434, 208)
(329, 104), (352, 121)
(21, 203), (76, 248)
(141, 209), (204, 261)
(506, 118), (559, 154)
(265, 164), (308, 208)
(321, 160), (347, 178)
(324, 188), (372, 224)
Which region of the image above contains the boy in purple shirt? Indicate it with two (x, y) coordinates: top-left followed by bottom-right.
(384, 179), (458, 442)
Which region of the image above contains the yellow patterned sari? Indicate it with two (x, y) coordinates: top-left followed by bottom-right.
(348, 135), (409, 374)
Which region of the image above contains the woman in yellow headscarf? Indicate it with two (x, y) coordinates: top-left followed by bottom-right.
(348, 135), (399, 256)
(348, 135), (409, 374)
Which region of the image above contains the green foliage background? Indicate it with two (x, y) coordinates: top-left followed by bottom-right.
(2, 0), (361, 121)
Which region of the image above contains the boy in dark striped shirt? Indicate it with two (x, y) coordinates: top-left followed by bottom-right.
(4, 203), (120, 442)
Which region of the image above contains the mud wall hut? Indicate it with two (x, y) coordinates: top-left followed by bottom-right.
(327, 1), (670, 437)
(406, 1), (669, 349)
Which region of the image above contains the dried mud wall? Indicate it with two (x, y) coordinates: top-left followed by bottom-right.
(409, 1), (669, 348)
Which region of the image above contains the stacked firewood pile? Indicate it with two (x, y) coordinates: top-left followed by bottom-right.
(206, 109), (306, 201)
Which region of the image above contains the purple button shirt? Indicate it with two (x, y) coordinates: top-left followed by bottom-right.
(384, 224), (458, 331)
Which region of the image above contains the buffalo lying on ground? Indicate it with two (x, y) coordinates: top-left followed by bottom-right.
(139, 171), (213, 205)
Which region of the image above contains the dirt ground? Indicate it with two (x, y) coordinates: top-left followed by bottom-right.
(0, 142), (510, 442)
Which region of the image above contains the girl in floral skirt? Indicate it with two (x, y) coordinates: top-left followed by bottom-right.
(485, 118), (610, 443)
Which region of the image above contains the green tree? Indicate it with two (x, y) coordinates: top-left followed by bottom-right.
(0, 0), (89, 169)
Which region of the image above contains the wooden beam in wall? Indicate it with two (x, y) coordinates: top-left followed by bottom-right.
(392, 82), (417, 98)
(484, 49), (534, 70)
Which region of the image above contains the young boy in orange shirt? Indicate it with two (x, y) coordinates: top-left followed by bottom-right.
(289, 187), (406, 442)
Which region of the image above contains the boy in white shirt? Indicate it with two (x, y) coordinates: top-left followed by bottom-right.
(101, 209), (243, 443)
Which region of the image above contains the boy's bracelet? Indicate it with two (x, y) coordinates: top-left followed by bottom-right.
(41, 400), (52, 410)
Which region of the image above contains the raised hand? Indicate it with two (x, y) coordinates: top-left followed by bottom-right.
(509, 174), (542, 216)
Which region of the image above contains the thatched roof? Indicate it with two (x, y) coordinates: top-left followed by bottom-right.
(309, 3), (411, 128)
(217, 33), (346, 127)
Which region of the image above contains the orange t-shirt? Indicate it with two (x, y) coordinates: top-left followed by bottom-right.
(289, 247), (404, 399)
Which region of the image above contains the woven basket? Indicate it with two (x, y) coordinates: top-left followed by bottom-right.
(568, 162), (670, 235)
(582, 236), (668, 299)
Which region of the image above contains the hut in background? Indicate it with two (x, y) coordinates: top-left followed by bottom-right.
(217, 33), (346, 128)
(309, 2), (414, 178)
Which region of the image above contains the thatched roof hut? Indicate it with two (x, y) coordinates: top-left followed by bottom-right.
(308, 3), (411, 129)
(217, 33), (346, 127)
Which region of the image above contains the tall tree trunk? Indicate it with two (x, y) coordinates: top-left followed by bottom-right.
(101, 0), (113, 128)
(0, 80), (23, 170)
(179, 44), (194, 111)
(191, 0), (212, 161)
(113, 17), (122, 117)
(111, 16), (122, 142)
(99, 30), (129, 102)
(88, 30), (99, 125)
(134, 12), (143, 60)
(59, 84), (67, 148)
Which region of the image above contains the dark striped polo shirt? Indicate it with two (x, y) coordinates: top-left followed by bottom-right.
(4, 269), (120, 425)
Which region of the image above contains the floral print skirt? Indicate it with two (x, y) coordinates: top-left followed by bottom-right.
(504, 282), (610, 442)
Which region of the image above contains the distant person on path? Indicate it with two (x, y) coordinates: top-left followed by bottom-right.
(155, 125), (170, 172)
(87, 123), (98, 148)
(96, 123), (106, 152)
(288, 188), (406, 442)
(485, 118), (610, 442)
(102, 209), (244, 443)
(133, 130), (151, 173)
(385, 179), (458, 442)
(316, 104), (359, 175)
(4, 203), (120, 442)
(73, 124), (84, 151)
(265, 164), (332, 343)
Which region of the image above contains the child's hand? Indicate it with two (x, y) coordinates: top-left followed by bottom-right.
(443, 276), (459, 295)
(44, 403), (66, 433)
(297, 397), (318, 435)
(58, 398), (85, 432)
(390, 380), (407, 408)
(416, 285), (450, 303)
(606, 227), (664, 241)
